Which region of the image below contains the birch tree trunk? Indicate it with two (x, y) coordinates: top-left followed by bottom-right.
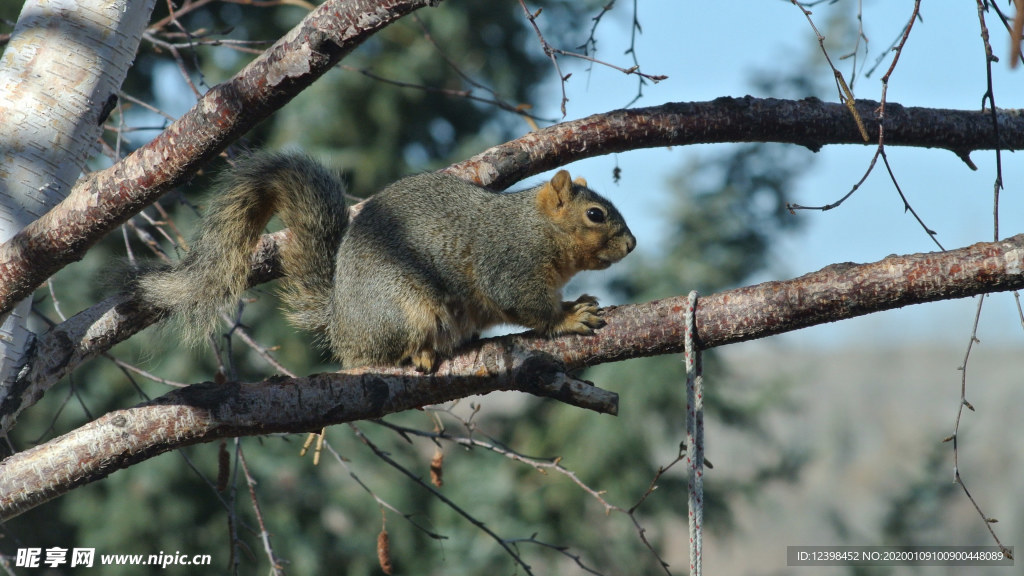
(0, 0), (156, 427)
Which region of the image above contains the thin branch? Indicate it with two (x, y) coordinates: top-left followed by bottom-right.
(628, 447), (688, 575)
(939, 1), (1012, 559)
(836, 0), (869, 91)
(371, 411), (679, 570)
(579, 1), (615, 58)
(792, 2), (942, 250)
(549, 46), (667, 85)
(1016, 291), (1024, 332)
(621, 0), (650, 108)
(319, 436), (448, 540)
(373, 419), (618, 506)
(788, 144), (882, 212)
(516, 0), (664, 115)
(338, 65), (553, 123)
(518, 0), (569, 116)
(408, 13), (550, 122)
(238, 445), (284, 575)
(503, 536), (605, 576)
(147, 0), (219, 32)
(791, 0), (869, 141)
(350, 424), (535, 574)
(871, 1), (942, 250)
(865, 8), (922, 78)
(975, 0), (1005, 243)
(879, 147), (943, 251)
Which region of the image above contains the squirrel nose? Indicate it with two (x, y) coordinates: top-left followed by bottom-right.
(624, 233), (636, 253)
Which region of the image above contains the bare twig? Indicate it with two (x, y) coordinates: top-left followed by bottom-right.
(339, 65), (553, 123)
(516, 0), (665, 115)
(790, 1), (941, 250)
(939, 2), (1013, 560)
(837, 0), (869, 90)
(974, 1), (1004, 243)
(238, 445), (285, 575)
(350, 424), (535, 574)
(504, 536), (605, 576)
(946, 293), (1011, 559)
(372, 418), (622, 511)
(1015, 292), (1024, 332)
(579, 1), (615, 58)
(518, 0), (569, 116)
(320, 435), (447, 540)
(148, 0), (220, 32)
(408, 14), (551, 122)
(791, 0), (869, 141)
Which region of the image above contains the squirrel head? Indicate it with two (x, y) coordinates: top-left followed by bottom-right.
(536, 170), (636, 274)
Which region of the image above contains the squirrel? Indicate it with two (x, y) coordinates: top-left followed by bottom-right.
(130, 151), (636, 372)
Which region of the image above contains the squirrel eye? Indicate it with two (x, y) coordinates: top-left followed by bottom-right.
(586, 207), (607, 223)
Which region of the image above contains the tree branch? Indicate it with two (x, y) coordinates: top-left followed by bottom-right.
(545, 234), (1024, 365)
(446, 97), (1024, 189)
(2, 234), (1022, 521)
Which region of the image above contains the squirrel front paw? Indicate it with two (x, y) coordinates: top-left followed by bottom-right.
(552, 294), (607, 335)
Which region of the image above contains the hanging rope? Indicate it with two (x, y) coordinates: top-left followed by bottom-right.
(684, 290), (704, 576)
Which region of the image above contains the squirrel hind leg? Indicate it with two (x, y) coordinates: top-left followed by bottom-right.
(398, 297), (464, 373)
(409, 349), (438, 373)
(328, 289), (463, 372)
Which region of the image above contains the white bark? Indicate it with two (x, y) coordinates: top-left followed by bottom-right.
(0, 0), (156, 429)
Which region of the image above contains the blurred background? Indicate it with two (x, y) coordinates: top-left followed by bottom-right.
(2, 1), (1022, 574)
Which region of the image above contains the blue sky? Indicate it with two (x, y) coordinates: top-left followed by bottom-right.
(541, 0), (1024, 347)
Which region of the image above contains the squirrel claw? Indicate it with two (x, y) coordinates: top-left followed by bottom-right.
(555, 294), (606, 335)
(411, 349), (438, 373)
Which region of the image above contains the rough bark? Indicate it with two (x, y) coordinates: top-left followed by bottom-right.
(2, 234), (1021, 521)
(448, 98), (1024, 189)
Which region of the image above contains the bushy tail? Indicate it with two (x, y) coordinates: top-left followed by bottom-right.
(131, 152), (348, 344)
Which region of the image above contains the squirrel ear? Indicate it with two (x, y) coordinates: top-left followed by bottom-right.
(573, 176), (588, 187)
(551, 170), (573, 197)
(537, 170), (573, 212)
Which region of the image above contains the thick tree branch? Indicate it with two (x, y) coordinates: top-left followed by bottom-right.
(0, 0), (442, 317)
(447, 98), (1024, 189)
(533, 234), (1024, 365)
(2, 234), (1022, 521)
(2, 98), (1023, 317)
(1, 352), (612, 521)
